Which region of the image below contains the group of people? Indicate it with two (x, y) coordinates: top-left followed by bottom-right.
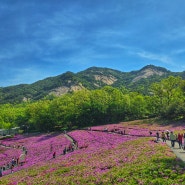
(62, 141), (78, 156)
(51, 140), (78, 159)
(0, 145), (27, 177)
(1, 131), (80, 178)
(155, 130), (185, 149)
(0, 157), (18, 176)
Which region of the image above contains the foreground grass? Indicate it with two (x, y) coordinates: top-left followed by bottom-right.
(1, 137), (185, 185)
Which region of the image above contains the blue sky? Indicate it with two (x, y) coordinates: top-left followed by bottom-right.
(1, 0), (185, 87)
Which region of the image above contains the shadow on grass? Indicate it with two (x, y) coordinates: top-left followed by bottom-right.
(152, 156), (185, 170)
(36, 132), (63, 142)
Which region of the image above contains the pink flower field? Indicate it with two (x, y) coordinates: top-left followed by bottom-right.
(0, 121), (185, 185)
(92, 120), (185, 136)
(0, 133), (71, 175)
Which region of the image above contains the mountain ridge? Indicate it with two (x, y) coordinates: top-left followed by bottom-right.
(0, 65), (182, 104)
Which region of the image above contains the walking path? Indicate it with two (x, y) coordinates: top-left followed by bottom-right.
(64, 134), (74, 143)
(165, 140), (185, 162)
(64, 133), (78, 150)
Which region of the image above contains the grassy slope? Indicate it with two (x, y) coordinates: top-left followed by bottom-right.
(1, 121), (185, 185)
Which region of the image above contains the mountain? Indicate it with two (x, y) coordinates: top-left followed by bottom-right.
(0, 65), (183, 104)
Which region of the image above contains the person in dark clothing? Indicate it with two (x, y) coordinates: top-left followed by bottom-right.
(166, 131), (170, 140)
(0, 167), (2, 177)
(53, 151), (56, 158)
(161, 132), (166, 142)
(178, 133), (183, 149)
(63, 147), (67, 155)
(156, 131), (160, 141)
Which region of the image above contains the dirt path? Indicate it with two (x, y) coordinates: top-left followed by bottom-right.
(165, 140), (185, 162)
(64, 134), (74, 142)
(64, 134), (78, 150)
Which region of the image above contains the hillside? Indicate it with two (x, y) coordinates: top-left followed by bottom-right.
(0, 121), (185, 184)
(0, 65), (182, 104)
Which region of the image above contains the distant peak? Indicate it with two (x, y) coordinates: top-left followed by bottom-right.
(140, 65), (170, 73)
(132, 65), (169, 82)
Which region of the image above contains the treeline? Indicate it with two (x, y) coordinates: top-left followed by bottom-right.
(0, 76), (185, 132)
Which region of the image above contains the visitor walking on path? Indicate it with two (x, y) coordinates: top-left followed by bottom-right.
(165, 139), (185, 162)
(170, 131), (176, 147)
(177, 133), (183, 149)
(161, 132), (166, 142)
(156, 131), (160, 141)
(166, 130), (170, 140)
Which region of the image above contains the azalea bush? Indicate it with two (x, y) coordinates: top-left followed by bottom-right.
(0, 133), (71, 175)
(0, 122), (185, 184)
(91, 121), (185, 136)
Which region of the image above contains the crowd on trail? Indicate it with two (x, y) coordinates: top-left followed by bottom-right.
(0, 144), (27, 177)
(51, 140), (78, 159)
(62, 140), (78, 155)
(90, 126), (185, 150)
(0, 134), (78, 177)
(154, 130), (185, 149)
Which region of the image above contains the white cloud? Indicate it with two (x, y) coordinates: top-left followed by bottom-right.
(172, 48), (185, 55)
(136, 51), (173, 65)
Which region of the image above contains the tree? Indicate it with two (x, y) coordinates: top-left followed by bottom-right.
(25, 100), (53, 131)
(129, 93), (147, 119)
(150, 76), (184, 118)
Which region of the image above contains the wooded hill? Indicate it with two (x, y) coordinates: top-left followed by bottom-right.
(0, 64), (185, 104)
(0, 73), (185, 132)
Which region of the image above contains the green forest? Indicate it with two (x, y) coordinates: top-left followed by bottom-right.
(1, 76), (185, 133)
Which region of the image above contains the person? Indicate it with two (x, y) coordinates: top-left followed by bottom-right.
(0, 167), (2, 177)
(74, 140), (78, 149)
(156, 131), (160, 141)
(166, 131), (170, 140)
(178, 133), (183, 149)
(2, 164), (6, 171)
(25, 149), (28, 155)
(11, 158), (16, 166)
(10, 164), (14, 173)
(53, 151), (56, 158)
(72, 142), (76, 151)
(161, 132), (166, 142)
(22, 145), (25, 152)
(63, 147), (67, 155)
(183, 133), (185, 150)
(170, 131), (176, 147)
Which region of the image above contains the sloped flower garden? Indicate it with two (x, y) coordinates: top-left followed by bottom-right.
(0, 121), (185, 185)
